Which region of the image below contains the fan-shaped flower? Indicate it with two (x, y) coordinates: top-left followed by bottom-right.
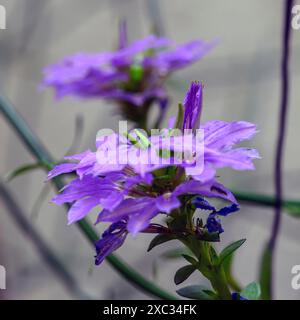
(48, 82), (259, 264)
(42, 26), (214, 112)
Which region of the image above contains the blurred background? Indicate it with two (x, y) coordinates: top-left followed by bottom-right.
(0, 0), (299, 299)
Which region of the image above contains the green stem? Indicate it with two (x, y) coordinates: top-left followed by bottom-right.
(208, 266), (232, 300)
(0, 95), (177, 300)
(234, 190), (300, 211)
(226, 272), (242, 293)
(197, 242), (231, 300)
(181, 237), (231, 300)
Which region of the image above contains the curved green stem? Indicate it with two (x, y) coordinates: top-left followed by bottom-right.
(0, 95), (177, 300)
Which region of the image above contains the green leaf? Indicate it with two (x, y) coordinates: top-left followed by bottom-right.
(147, 234), (176, 252)
(174, 265), (196, 285)
(219, 239), (246, 265)
(176, 285), (217, 300)
(209, 245), (219, 266)
(173, 103), (184, 129)
(5, 162), (45, 182)
(259, 245), (272, 300)
(182, 254), (198, 266)
(160, 248), (192, 260)
(241, 282), (261, 300)
(222, 253), (242, 292)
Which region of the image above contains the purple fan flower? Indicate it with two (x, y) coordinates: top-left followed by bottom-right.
(48, 82), (259, 264)
(42, 27), (214, 109)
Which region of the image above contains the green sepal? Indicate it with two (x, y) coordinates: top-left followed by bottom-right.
(147, 234), (176, 252)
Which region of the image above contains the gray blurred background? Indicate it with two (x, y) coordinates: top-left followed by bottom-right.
(0, 0), (300, 299)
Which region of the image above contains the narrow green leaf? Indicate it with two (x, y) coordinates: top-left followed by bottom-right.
(177, 285), (217, 300)
(182, 254), (198, 266)
(209, 245), (219, 266)
(219, 239), (246, 266)
(173, 103), (184, 129)
(259, 245), (272, 300)
(174, 265), (196, 285)
(161, 247), (192, 260)
(241, 282), (261, 300)
(223, 253), (242, 292)
(147, 234), (176, 252)
(5, 162), (45, 182)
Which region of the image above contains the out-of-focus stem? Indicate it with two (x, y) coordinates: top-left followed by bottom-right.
(263, 0), (294, 300)
(0, 180), (91, 300)
(234, 190), (300, 212)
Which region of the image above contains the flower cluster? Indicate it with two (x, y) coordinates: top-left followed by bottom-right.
(42, 24), (214, 125)
(48, 82), (259, 265)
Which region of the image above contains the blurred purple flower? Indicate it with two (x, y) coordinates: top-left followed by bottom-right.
(42, 29), (214, 108)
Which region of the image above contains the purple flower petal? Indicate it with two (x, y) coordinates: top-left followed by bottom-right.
(95, 221), (127, 265)
(99, 191), (123, 210)
(126, 205), (159, 235)
(183, 82), (203, 130)
(68, 197), (100, 225)
(64, 150), (92, 161)
(144, 40), (215, 73)
(216, 203), (239, 216)
(187, 165), (216, 183)
(96, 198), (154, 223)
(206, 213), (224, 234)
(205, 147), (260, 171)
(155, 193), (181, 213)
(47, 163), (77, 180)
(174, 179), (238, 204)
(192, 197), (215, 211)
(52, 175), (116, 205)
(203, 120), (258, 150)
